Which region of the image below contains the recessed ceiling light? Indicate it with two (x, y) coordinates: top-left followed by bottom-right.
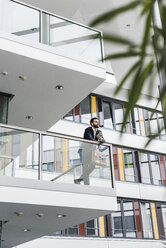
(23, 229), (31, 232)
(15, 212), (23, 216)
(36, 213), (44, 217)
(56, 214), (66, 218)
(55, 85), (64, 90)
(19, 76), (27, 81)
(1, 72), (8, 76)
(26, 116), (33, 120)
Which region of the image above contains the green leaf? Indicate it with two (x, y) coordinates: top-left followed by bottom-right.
(103, 33), (137, 47)
(90, 0), (142, 27)
(105, 51), (141, 60)
(141, 6), (153, 58)
(141, 0), (155, 16)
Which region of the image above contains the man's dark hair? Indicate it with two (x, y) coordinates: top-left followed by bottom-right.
(90, 117), (99, 125)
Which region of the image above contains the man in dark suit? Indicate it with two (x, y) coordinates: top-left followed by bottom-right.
(84, 117), (105, 142)
(74, 118), (105, 185)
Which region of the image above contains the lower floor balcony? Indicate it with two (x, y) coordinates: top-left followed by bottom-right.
(0, 123), (117, 248)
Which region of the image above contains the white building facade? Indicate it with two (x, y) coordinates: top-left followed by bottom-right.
(0, 0), (165, 248)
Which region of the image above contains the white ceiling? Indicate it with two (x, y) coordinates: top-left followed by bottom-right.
(0, 45), (104, 131)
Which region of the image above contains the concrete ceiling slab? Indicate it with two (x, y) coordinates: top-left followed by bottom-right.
(0, 34), (105, 131)
(0, 177), (117, 248)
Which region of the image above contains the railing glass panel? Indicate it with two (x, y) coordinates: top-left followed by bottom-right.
(0, 124), (113, 188)
(0, 0), (40, 42)
(0, 126), (39, 179)
(41, 135), (112, 188)
(0, 0), (103, 65)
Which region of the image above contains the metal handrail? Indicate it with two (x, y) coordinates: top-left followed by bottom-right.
(0, 122), (111, 148)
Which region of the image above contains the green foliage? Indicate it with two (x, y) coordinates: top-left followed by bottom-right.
(90, 0), (166, 146)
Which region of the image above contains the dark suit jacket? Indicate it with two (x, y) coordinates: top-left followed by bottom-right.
(84, 127), (105, 142)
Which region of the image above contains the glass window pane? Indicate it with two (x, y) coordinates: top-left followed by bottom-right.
(114, 103), (124, 132)
(80, 97), (91, 124)
(64, 109), (74, 121)
(123, 149), (135, 182)
(143, 109), (150, 136)
(150, 154), (162, 185)
(111, 201), (123, 237)
(140, 202), (153, 238)
(158, 113), (166, 140)
(149, 111), (158, 136)
(161, 204), (166, 239)
(123, 201), (136, 237)
(86, 219), (99, 236)
(131, 108), (141, 135)
(139, 152), (151, 184)
(103, 101), (113, 129)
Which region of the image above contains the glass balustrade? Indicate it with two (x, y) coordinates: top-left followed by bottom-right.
(0, 0), (103, 65)
(0, 124), (113, 188)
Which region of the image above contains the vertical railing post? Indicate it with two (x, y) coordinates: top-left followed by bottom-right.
(38, 132), (42, 180)
(39, 10), (42, 43)
(109, 144), (115, 189)
(0, 221), (2, 248)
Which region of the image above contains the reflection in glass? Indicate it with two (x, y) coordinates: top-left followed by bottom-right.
(140, 202), (153, 238)
(123, 149), (135, 182)
(140, 152), (151, 184)
(103, 101), (113, 129)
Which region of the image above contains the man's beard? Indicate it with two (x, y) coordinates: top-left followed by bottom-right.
(93, 124), (99, 128)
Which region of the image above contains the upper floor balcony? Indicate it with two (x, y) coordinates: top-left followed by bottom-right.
(0, 123), (116, 248)
(0, 0), (106, 131)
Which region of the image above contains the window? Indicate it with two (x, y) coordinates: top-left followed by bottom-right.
(123, 201), (136, 237)
(150, 154), (162, 185)
(139, 152), (151, 184)
(149, 111), (159, 136)
(161, 204), (166, 239)
(158, 113), (166, 140)
(85, 219), (99, 236)
(64, 225), (79, 236)
(131, 108), (141, 135)
(80, 96), (91, 124)
(114, 102), (124, 132)
(140, 202), (153, 238)
(123, 149), (135, 182)
(64, 109), (74, 121)
(103, 101), (113, 129)
(111, 200), (123, 237)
